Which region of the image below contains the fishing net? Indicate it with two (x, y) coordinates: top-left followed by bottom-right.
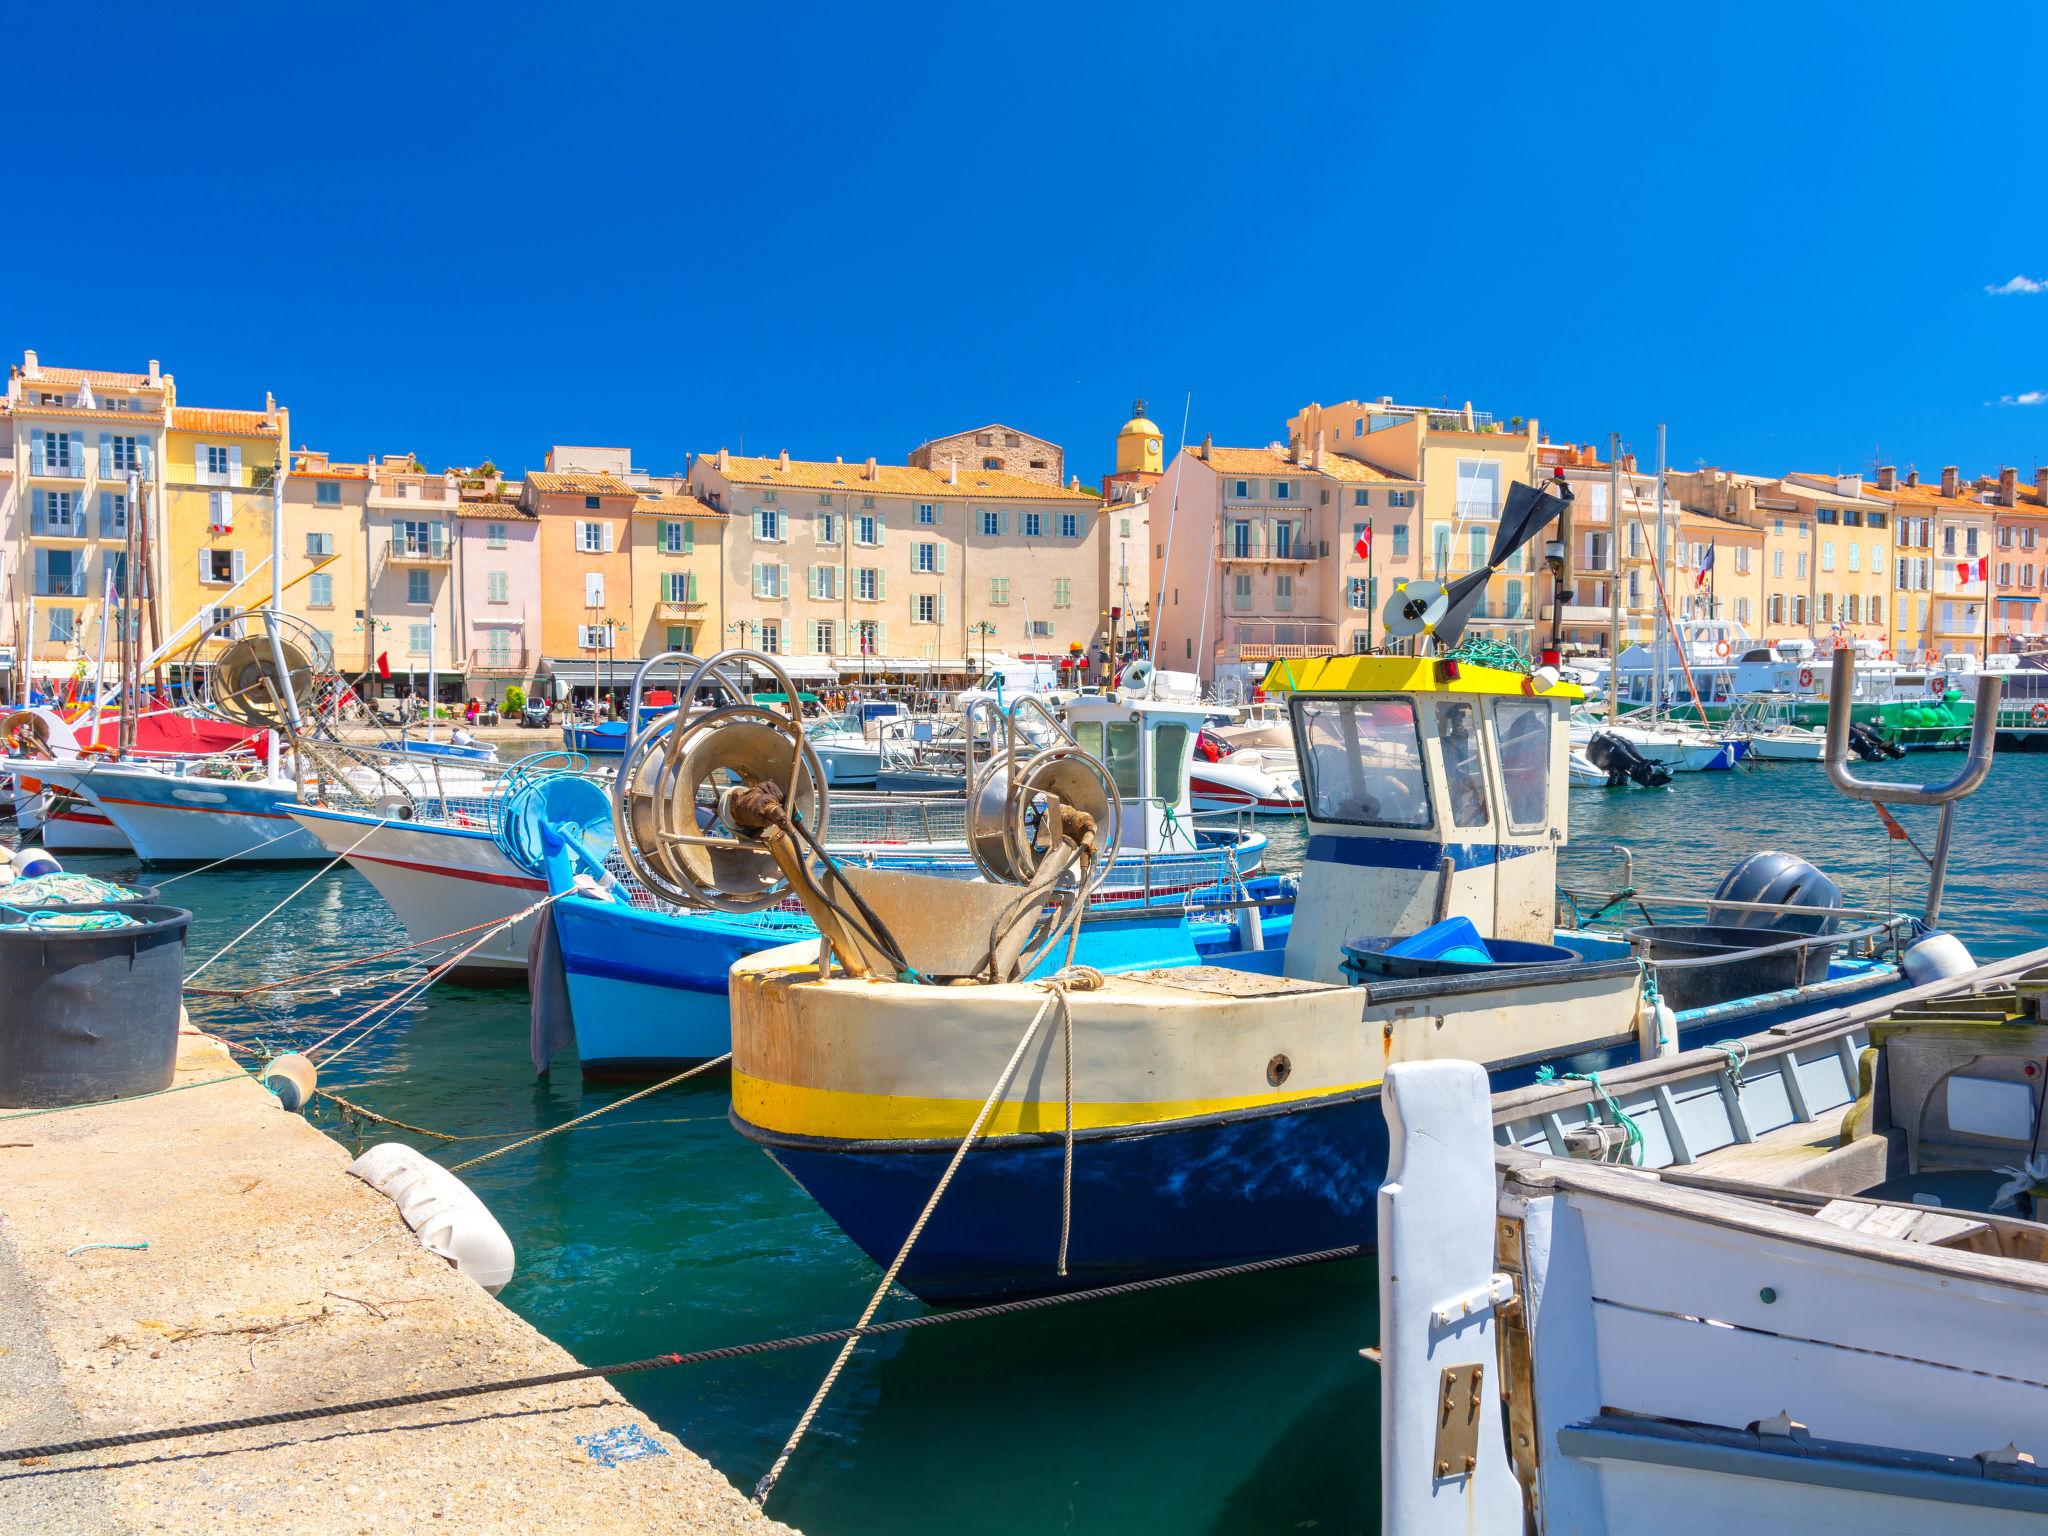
(4, 873), (148, 906)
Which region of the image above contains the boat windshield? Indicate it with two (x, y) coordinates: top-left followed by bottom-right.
(1296, 698), (1431, 828)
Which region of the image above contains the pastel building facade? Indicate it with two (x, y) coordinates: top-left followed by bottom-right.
(361, 456), (462, 690)
(627, 486), (724, 661)
(687, 449), (1102, 681)
(164, 401), (290, 675)
(523, 455), (640, 693)
(5, 352), (172, 684)
(455, 493), (540, 691)
(1990, 468), (2048, 652)
(280, 449), (371, 671)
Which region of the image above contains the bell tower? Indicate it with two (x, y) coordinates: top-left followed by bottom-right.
(1115, 400), (1164, 478)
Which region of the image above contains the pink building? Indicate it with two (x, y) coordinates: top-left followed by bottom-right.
(453, 489), (541, 698)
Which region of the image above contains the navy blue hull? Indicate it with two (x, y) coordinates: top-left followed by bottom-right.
(743, 1093), (1391, 1303)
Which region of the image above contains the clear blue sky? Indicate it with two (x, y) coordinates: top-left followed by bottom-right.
(11, 2), (2047, 487)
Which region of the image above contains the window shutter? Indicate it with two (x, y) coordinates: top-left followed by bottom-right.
(876, 621), (888, 654)
(1000, 510), (1012, 535)
(683, 522), (695, 554)
(432, 521), (446, 557)
(875, 514), (886, 545)
(752, 562), (765, 599)
(585, 572), (603, 607)
(935, 543), (948, 574)
(936, 592), (948, 626)
(228, 445), (242, 484)
(876, 569), (887, 601)
(30, 428), (43, 468)
(602, 521), (615, 553)
(230, 550), (247, 584)
(99, 433), (112, 476)
(195, 549), (208, 585)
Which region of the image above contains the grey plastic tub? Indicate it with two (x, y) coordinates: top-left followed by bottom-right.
(1626, 921), (1825, 1015)
(0, 904), (191, 1109)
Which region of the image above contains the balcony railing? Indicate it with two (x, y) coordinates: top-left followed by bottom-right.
(31, 455), (86, 479)
(656, 598), (707, 620)
(32, 572), (89, 598)
(467, 646), (531, 672)
(29, 511), (89, 538)
(386, 534), (451, 564)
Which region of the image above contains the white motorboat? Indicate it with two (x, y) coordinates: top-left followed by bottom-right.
(1724, 691), (1826, 761)
(1570, 710), (1740, 772)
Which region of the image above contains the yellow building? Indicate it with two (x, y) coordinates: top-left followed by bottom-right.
(162, 399), (289, 674)
(282, 449), (370, 670)
(629, 484), (726, 657)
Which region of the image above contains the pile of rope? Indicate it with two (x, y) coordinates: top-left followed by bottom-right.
(2, 873), (147, 906)
(3, 907), (140, 931)
(1442, 637), (1532, 675)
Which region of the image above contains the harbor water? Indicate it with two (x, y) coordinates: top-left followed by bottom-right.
(29, 753), (2048, 1535)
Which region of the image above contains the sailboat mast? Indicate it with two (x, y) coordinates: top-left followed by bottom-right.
(1607, 433), (1621, 724)
(1654, 424), (1668, 716)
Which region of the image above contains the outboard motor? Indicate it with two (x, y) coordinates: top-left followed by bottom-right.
(1585, 731), (1673, 788)
(1847, 722), (1903, 761)
(1708, 849), (1843, 952)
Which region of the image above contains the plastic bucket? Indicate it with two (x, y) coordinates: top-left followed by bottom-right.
(1341, 933), (1583, 984)
(1625, 922), (1816, 1014)
(0, 904), (191, 1109)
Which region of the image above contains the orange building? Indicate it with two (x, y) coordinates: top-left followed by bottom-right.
(523, 452), (638, 688)
(1989, 467), (2048, 653)
(1865, 465), (1989, 661)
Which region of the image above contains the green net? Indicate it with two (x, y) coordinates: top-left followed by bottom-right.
(1442, 638), (1532, 675)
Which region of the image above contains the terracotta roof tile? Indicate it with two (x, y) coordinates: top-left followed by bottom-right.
(455, 499), (536, 521)
(526, 471), (638, 496)
(10, 404), (162, 424)
(35, 366), (161, 391)
(703, 454), (1097, 502)
(172, 407), (280, 437)
(291, 459), (370, 480)
(1198, 444), (1409, 485)
(633, 494), (726, 518)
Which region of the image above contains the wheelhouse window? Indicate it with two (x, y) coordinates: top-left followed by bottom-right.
(1295, 698), (1431, 828)
(1069, 719), (1142, 800)
(1439, 701), (1490, 828)
(1493, 698), (1551, 832)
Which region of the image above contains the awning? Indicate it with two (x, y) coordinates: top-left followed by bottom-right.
(539, 656), (655, 688)
(1998, 595), (2043, 604)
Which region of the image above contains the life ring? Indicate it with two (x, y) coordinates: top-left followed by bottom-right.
(1798, 667), (1814, 688)
(1715, 640), (1731, 658)
(1880, 649), (1894, 661)
(1929, 675), (1946, 695)
(2032, 703), (2047, 726)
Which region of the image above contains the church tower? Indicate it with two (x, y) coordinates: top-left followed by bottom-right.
(1114, 399), (1164, 477)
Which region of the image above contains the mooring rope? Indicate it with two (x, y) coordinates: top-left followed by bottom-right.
(153, 824), (315, 884)
(185, 905), (566, 1001)
(182, 819), (390, 983)
(446, 1054), (732, 1173)
(752, 966), (1103, 1507)
(0, 1242), (1364, 1466)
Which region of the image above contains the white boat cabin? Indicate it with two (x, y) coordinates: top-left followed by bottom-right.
(1611, 619), (1948, 709)
(1263, 655), (1578, 983)
(1063, 672), (1208, 856)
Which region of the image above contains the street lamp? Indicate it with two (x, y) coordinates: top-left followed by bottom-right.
(971, 620), (997, 675)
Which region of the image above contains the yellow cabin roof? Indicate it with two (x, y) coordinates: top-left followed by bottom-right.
(1259, 655), (1582, 700)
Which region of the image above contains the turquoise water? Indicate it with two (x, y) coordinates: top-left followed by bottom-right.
(31, 752), (2048, 1534)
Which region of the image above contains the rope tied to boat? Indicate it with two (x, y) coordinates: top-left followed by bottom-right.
(1047, 965), (1104, 1277)
(1709, 1038), (1750, 1090)
(753, 964), (1101, 1509)
(1533, 1064), (1645, 1165)
(445, 1054), (732, 1174)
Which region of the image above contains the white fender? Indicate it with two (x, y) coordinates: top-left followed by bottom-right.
(1903, 929), (1975, 986)
(347, 1142), (516, 1294)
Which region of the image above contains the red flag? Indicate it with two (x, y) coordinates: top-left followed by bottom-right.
(1959, 557), (1989, 584)
(1979, 556), (1991, 581)
(1957, 561), (1971, 585)
(1353, 524), (1372, 559)
(376, 651), (391, 678)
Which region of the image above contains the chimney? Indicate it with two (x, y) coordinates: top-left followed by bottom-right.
(264, 390), (276, 412)
(1070, 474), (1081, 492)
(1312, 429), (1326, 470)
(22, 349), (38, 378)
(1941, 465), (1959, 497)
(1905, 467), (1919, 488)
(1877, 464), (1896, 491)
(717, 448), (729, 472)
(146, 358), (159, 384)
(2000, 467), (2018, 506)
(834, 454), (843, 464)
(778, 449), (790, 471)
(863, 456), (877, 480)
(947, 457), (958, 486)
(1199, 434), (1212, 462)
(2037, 468), (2048, 504)
(1463, 400), (1476, 429)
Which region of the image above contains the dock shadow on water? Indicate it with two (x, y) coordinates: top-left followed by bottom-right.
(31, 749), (2048, 1536)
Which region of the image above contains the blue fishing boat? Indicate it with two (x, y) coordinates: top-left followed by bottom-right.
(702, 486), (2006, 1302)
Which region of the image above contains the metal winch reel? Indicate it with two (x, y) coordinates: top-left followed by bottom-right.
(191, 610), (338, 732)
(0, 710), (53, 758)
(611, 650), (830, 912)
(964, 696), (1122, 891)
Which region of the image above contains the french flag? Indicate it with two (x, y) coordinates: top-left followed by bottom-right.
(1957, 556), (1989, 584)
(1694, 543), (1714, 589)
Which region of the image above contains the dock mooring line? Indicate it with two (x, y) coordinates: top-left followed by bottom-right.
(0, 1243), (1364, 1467)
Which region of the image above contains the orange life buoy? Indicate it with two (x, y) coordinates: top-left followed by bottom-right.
(1715, 640), (1731, 657)
(1798, 667), (1815, 688)
(1929, 675), (1946, 695)
(1879, 649), (1894, 661)
(2032, 703), (2047, 726)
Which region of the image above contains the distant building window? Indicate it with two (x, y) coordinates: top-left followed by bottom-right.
(409, 622), (432, 654)
(755, 508), (783, 542)
(1273, 481), (1292, 501)
(308, 573), (334, 607)
(1023, 512), (1043, 538)
(982, 511), (1000, 536)
(983, 457), (1002, 470)
(487, 571), (509, 603)
(1387, 491), (1414, 508)
(915, 593), (937, 624)
(577, 520), (608, 552)
(306, 532), (334, 557)
(486, 521), (507, 549)
(1232, 481), (1249, 499)
(206, 445), (230, 477)
(1053, 577), (1071, 607)
(915, 542), (939, 574)
(1060, 512), (1080, 537)
(585, 495), (601, 510)
(407, 569), (430, 604)
(1348, 577), (1371, 609)
(316, 482), (341, 506)
(916, 503), (936, 524)
(990, 576), (1010, 605)
(1392, 526), (1410, 557)
(856, 514), (879, 546)
(1354, 490), (1371, 507)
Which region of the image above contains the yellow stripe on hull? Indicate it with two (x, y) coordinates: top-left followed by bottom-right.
(730, 1069), (1383, 1143)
